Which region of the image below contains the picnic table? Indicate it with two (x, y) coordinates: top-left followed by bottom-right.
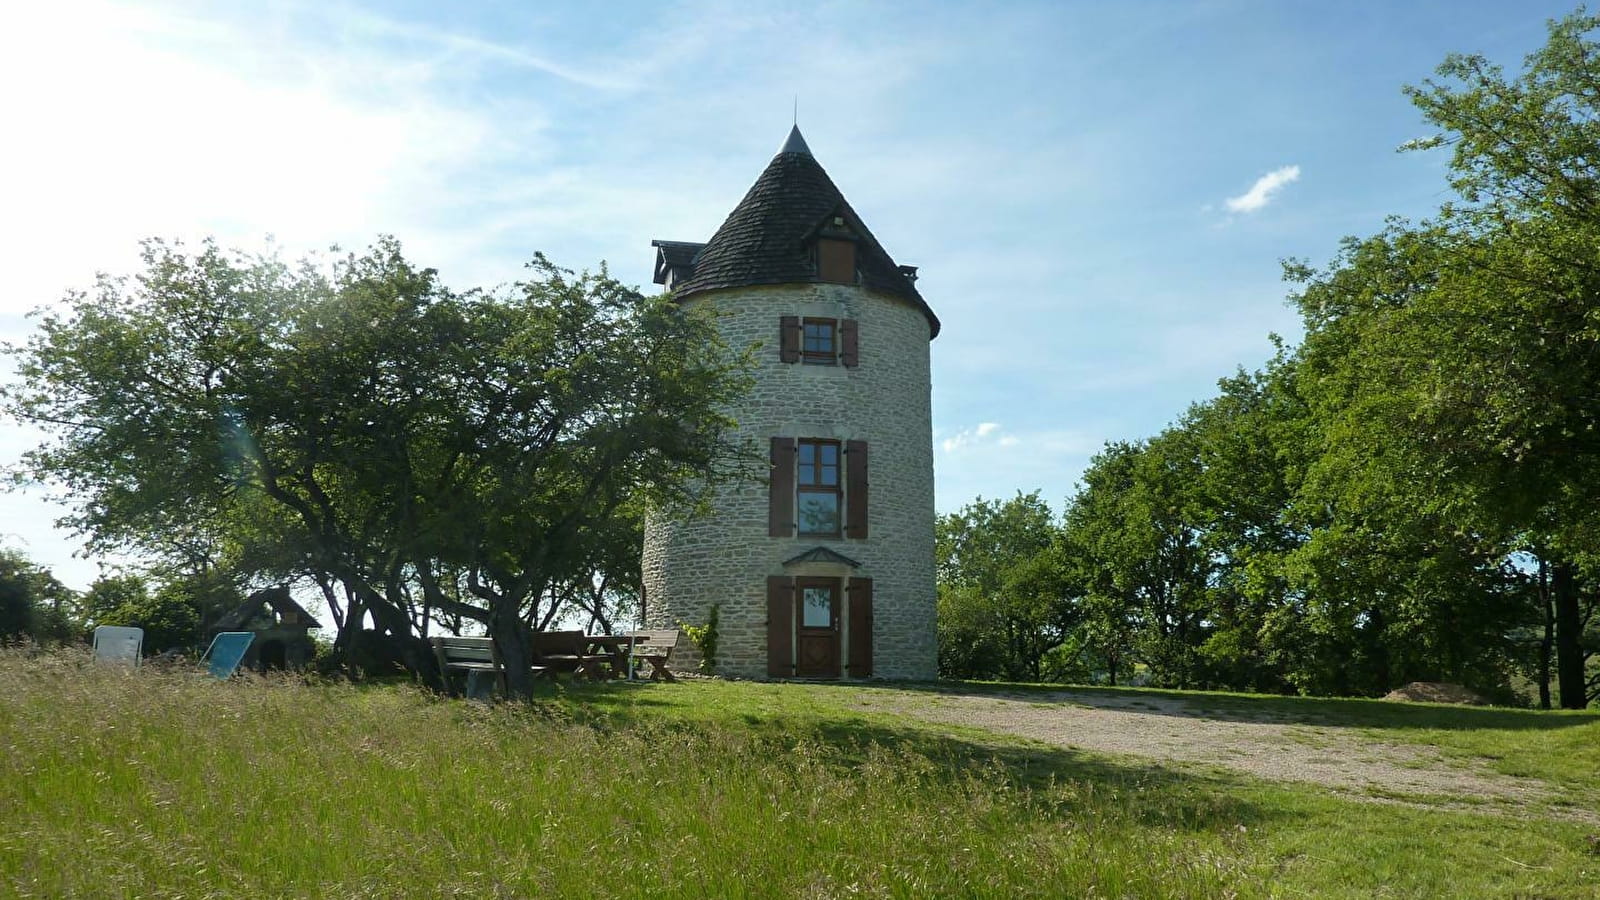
(530, 630), (611, 680)
(583, 633), (640, 679)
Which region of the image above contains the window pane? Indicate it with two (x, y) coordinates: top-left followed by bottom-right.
(797, 491), (840, 534)
(820, 464), (837, 486)
(803, 320), (835, 356)
(802, 587), (832, 627)
(798, 442), (814, 465)
(820, 444), (838, 465)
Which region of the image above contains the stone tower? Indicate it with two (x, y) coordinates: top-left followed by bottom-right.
(643, 126), (939, 680)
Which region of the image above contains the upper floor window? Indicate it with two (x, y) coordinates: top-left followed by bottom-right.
(802, 318), (836, 365)
(796, 439), (841, 536)
(780, 316), (859, 368)
(769, 436), (868, 539)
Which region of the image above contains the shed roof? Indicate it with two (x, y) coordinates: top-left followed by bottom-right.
(215, 587), (322, 631)
(653, 126), (939, 339)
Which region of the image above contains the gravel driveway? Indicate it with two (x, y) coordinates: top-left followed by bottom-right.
(854, 687), (1596, 822)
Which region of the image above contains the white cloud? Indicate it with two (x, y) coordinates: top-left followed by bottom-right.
(940, 422), (1006, 453)
(1224, 164), (1300, 213)
(933, 425), (1104, 513)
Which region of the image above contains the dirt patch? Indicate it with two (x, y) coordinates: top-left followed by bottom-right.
(857, 688), (1596, 823)
(1383, 682), (1488, 705)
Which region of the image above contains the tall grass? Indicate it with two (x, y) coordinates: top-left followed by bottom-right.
(0, 651), (1261, 898)
(5, 652), (1597, 898)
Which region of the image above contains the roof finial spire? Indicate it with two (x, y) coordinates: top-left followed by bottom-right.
(793, 95), (798, 126)
(779, 121), (811, 156)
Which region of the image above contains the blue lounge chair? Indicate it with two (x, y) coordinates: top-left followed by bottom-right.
(201, 632), (255, 679)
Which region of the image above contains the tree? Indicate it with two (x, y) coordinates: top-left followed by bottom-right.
(1279, 11), (1600, 707)
(936, 492), (1074, 681)
(1064, 431), (1218, 689)
(0, 549), (79, 644)
(5, 238), (751, 694)
(82, 574), (204, 654)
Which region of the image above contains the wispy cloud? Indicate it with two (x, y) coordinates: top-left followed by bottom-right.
(1224, 164), (1300, 213)
(941, 422), (1003, 453)
(933, 424), (1104, 512)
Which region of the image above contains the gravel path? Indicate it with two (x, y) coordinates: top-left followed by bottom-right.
(855, 688), (1596, 822)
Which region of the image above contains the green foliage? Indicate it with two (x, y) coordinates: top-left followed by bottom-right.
(4, 238), (753, 691)
(679, 603), (720, 674)
(84, 574), (202, 654)
(0, 549), (78, 644)
(936, 492), (1074, 681)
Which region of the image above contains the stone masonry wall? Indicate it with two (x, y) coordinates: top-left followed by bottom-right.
(642, 282), (937, 680)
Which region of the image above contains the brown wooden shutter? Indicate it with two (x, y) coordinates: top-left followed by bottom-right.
(779, 315), (800, 363)
(845, 440), (868, 538)
(769, 437), (795, 537)
(767, 575), (795, 677)
(840, 318), (859, 368)
(847, 577), (873, 677)
(818, 239), (857, 283)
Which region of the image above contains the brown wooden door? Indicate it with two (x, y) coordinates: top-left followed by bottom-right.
(794, 578), (840, 678)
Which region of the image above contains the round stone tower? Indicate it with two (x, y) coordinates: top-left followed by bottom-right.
(643, 126), (939, 680)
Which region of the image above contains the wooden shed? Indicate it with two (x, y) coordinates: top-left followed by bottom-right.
(210, 587), (321, 671)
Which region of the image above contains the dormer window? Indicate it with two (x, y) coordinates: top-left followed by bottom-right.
(817, 237), (857, 284)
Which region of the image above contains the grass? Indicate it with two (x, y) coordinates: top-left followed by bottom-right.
(1, 651), (1597, 898)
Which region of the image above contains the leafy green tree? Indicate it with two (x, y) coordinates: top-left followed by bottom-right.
(1064, 432), (1216, 688)
(0, 549), (78, 644)
(6, 238), (750, 693)
(82, 574), (205, 654)
(0, 554), (37, 641)
(936, 492), (1074, 681)
(1278, 11), (1600, 707)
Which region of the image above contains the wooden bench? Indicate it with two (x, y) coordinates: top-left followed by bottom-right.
(430, 635), (547, 698)
(531, 630), (611, 681)
(626, 629), (681, 682)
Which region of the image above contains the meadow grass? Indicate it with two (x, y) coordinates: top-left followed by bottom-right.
(1, 651), (1596, 898)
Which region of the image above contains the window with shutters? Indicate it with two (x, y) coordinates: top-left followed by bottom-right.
(796, 439), (841, 536)
(770, 437), (868, 539)
(780, 316), (858, 367)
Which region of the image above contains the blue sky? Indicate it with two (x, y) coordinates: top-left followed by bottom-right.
(0, 0), (1583, 588)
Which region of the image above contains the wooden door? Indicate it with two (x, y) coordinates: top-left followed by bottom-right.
(794, 579), (840, 678)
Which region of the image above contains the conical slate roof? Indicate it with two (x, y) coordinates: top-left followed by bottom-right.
(661, 127), (939, 338)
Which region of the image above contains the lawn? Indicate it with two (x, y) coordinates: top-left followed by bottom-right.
(1, 650), (1595, 898)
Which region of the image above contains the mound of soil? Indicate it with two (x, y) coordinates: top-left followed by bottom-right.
(1383, 682), (1489, 705)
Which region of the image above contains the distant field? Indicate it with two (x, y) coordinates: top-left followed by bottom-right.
(2, 651), (1596, 898)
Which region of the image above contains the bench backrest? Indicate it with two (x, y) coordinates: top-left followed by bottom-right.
(628, 629), (681, 653)
(431, 636), (498, 667)
(530, 629), (587, 657)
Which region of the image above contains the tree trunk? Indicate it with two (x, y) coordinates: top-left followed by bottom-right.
(1538, 558), (1553, 710)
(1368, 605), (1391, 693)
(1552, 562), (1586, 709)
(490, 601), (536, 698)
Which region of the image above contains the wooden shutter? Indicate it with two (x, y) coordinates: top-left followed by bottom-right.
(818, 239), (857, 283)
(769, 437), (795, 537)
(767, 576), (795, 677)
(840, 318), (859, 368)
(847, 577), (873, 677)
(845, 440), (868, 538)
(779, 315), (801, 363)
